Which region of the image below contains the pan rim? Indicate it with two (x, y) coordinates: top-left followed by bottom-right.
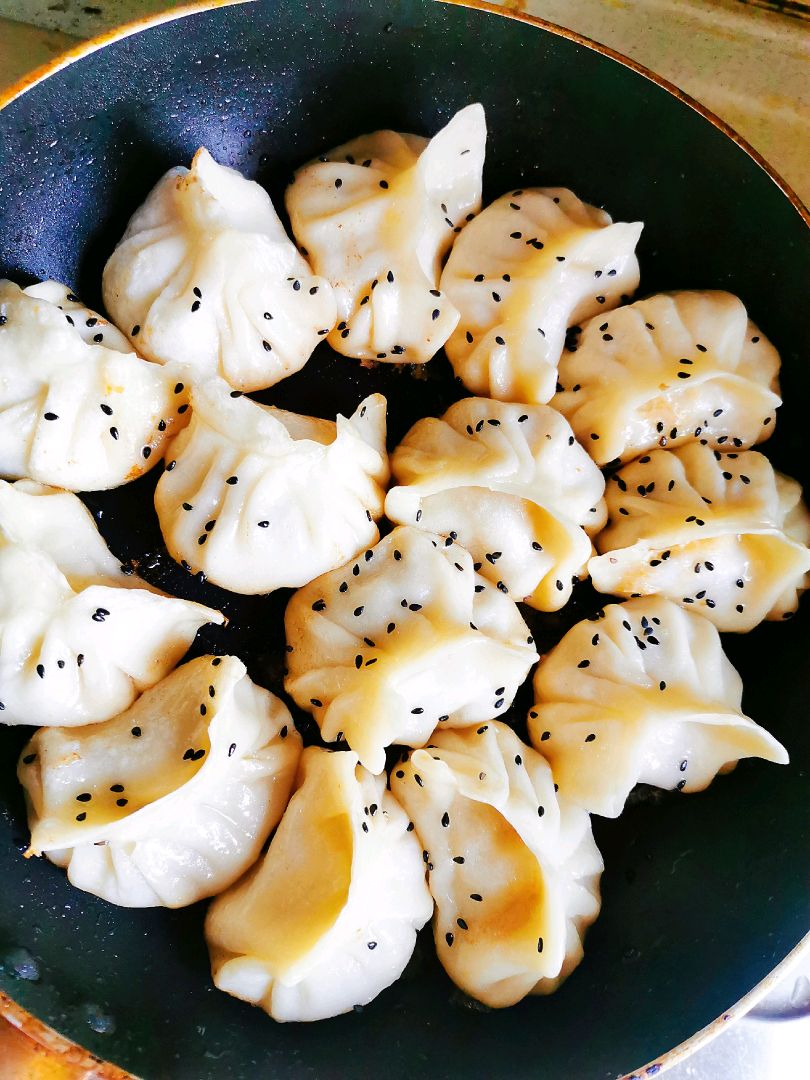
(0, 0), (807, 1077)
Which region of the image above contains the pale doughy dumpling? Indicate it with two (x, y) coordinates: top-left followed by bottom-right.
(527, 598), (788, 818)
(440, 188), (642, 403)
(390, 721), (602, 1006)
(385, 399), (606, 610)
(285, 104), (486, 364)
(103, 148), (336, 392)
(154, 380), (389, 594)
(0, 479), (223, 727)
(555, 291), (781, 465)
(284, 526), (538, 774)
(18, 655), (300, 908)
(589, 443), (810, 631)
(206, 746), (432, 1022)
(0, 279), (187, 491)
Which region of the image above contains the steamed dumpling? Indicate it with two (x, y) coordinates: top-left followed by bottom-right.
(103, 148), (336, 391)
(206, 746), (432, 1021)
(527, 598), (788, 817)
(440, 188), (642, 403)
(589, 443), (810, 631)
(284, 526), (538, 774)
(555, 291), (781, 465)
(385, 399), (606, 610)
(285, 104), (486, 364)
(0, 479), (222, 727)
(18, 655), (301, 908)
(390, 721), (602, 1006)
(0, 279), (187, 491)
(154, 380), (389, 594)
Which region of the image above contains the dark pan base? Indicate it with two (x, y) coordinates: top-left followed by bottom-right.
(0, 2), (808, 1077)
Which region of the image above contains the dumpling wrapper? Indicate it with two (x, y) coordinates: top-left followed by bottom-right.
(589, 443), (810, 631)
(0, 279), (187, 491)
(390, 721), (602, 1007)
(440, 187), (642, 403)
(0, 479), (223, 727)
(154, 380), (389, 594)
(103, 148), (336, 392)
(555, 290), (781, 465)
(385, 398), (606, 610)
(285, 104), (486, 364)
(18, 655), (301, 908)
(206, 746), (432, 1022)
(284, 525), (538, 775)
(528, 597), (788, 818)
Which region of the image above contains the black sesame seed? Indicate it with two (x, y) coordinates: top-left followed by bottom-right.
(76, 812), (87, 822)
(312, 599), (326, 612)
(131, 727), (142, 737)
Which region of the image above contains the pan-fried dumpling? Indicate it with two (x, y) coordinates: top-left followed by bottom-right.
(103, 148), (336, 392)
(206, 746), (432, 1021)
(0, 279), (187, 491)
(285, 104), (485, 364)
(18, 655), (301, 908)
(0, 479), (222, 727)
(284, 526), (538, 774)
(154, 380), (388, 594)
(527, 598), (788, 818)
(440, 188), (642, 403)
(555, 291), (781, 465)
(390, 722), (602, 1006)
(589, 443), (810, 631)
(385, 399), (606, 610)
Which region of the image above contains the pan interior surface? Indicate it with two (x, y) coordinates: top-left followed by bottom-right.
(0, 1), (808, 1077)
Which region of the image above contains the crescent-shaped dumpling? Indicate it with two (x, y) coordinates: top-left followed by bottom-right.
(440, 187), (642, 403)
(206, 746), (432, 1021)
(390, 721), (602, 1006)
(0, 479), (222, 727)
(527, 597), (788, 817)
(0, 280), (187, 491)
(555, 290), (781, 465)
(385, 398), (606, 610)
(103, 148), (337, 391)
(589, 443), (810, 631)
(284, 526), (538, 774)
(18, 655), (301, 907)
(285, 104), (486, 364)
(154, 380), (389, 594)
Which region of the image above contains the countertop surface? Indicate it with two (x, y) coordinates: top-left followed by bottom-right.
(0, 2), (808, 1078)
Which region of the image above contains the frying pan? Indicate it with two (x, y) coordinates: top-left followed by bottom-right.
(0, 1), (808, 1077)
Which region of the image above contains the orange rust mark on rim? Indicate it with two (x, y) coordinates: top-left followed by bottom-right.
(0, 990), (133, 1078)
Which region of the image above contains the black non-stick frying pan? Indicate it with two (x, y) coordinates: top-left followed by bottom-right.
(0, 1), (808, 1077)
